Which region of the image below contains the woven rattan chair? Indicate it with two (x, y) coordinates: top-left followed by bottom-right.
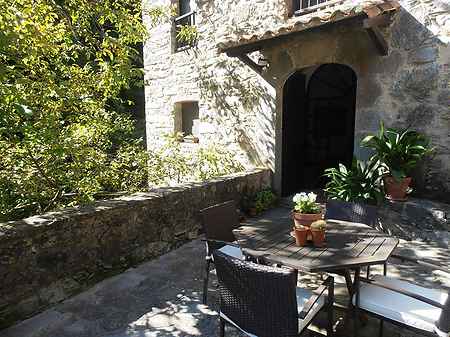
(325, 199), (378, 227)
(325, 200), (383, 278)
(200, 200), (244, 304)
(353, 254), (449, 337)
(213, 250), (334, 337)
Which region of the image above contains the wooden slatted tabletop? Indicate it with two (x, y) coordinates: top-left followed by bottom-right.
(234, 209), (399, 273)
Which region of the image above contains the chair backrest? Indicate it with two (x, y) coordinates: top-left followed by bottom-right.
(213, 250), (299, 337)
(437, 294), (450, 335)
(325, 199), (378, 226)
(200, 200), (238, 243)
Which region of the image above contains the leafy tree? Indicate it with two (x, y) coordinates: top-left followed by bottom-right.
(0, 0), (153, 221)
(0, 0), (240, 222)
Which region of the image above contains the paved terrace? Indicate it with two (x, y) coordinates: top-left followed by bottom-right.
(3, 207), (449, 337)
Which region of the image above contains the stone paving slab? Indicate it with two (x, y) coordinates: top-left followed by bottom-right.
(2, 207), (449, 337)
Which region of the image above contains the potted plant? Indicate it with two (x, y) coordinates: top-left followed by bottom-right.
(310, 220), (326, 247)
(293, 225), (309, 247)
(323, 158), (383, 205)
(292, 192), (323, 227)
(361, 122), (432, 201)
(243, 189), (278, 217)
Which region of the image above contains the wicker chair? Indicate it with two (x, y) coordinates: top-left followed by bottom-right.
(353, 254), (449, 337)
(325, 199), (378, 227)
(213, 250), (334, 337)
(325, 200), (383, 278)
(200, 200), (244, 304)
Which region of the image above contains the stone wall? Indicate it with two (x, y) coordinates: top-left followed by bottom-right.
(0, 169), (271, 328)
(144, 0), (449, 202)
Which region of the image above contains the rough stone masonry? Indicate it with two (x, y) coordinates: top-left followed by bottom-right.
(144, 0), (450, 202)
(0, 169), (271, 328)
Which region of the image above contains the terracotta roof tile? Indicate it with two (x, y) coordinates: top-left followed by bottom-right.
(217, 0), (400, 53)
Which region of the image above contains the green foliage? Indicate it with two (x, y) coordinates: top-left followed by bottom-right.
(253, 188), (277, 214)
(0, 0), (154, 221)
(324, 159), (383, 204)
(176, 25), (198, 45)
(293, 192), (321, 214)
(0, 0), (241, 222)
(361, 122), (432, 181)
(310, 220), (326, 231)
(147, 133), (244, 187)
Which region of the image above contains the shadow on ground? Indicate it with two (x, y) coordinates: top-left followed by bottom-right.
(2, 207), (449, 337)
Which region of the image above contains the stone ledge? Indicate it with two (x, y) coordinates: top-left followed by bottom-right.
(0, 168), (271, 328)
(0, 169), (269, 240)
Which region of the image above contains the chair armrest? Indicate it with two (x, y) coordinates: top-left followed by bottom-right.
(391, 253), (449, 273)
(359, 277), (445, 309)
(202, 239), (241, 258)
(299, 276), (334, 319)
(200, 238), (240, 248)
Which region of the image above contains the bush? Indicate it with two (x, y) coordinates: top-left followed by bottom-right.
(323, 159), (383, 205)
(0, 2), (234, 222)
(146, 133), (244, 187)
(361, 122), (432, 181)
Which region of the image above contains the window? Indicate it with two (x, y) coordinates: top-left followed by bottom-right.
(179, 0), (191, 16)
(293, 0), (343, 16)
(174, 0), (196, 51)
(174, 102), (199, 142)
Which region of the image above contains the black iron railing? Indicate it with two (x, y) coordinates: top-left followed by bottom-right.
(294, 0), (347, 16)
(174, 11), (196, 51)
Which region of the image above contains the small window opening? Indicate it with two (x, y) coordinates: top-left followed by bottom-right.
(174, 101), (199, 143)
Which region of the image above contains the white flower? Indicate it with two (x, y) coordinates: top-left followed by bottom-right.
(307, 192), (317, 202)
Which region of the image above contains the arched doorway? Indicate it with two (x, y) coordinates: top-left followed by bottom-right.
(281, 64), (357, 196)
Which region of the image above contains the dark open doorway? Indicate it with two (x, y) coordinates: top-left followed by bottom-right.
(281, 64), (357, 196)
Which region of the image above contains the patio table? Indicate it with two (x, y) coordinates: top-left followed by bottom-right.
(233, 217), (399, 297)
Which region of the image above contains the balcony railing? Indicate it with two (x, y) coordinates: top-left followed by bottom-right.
(174, 11), (196, 51)
(294, 0), (347, 16)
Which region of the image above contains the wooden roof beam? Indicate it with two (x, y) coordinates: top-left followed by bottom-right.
(363, 13), (392, 56)
(236, 54), (264, 74)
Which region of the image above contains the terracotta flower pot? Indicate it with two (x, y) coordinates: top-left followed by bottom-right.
(311, 229), (325, 247)
(383, 176), (412, 201)
(292, 212), (323, 227)
(293, 226), (309, 247)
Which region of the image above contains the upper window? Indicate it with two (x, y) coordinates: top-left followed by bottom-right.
(174, 0), (196, 51)
(179, 0), (191, 16)
(293, 0), (338, 16)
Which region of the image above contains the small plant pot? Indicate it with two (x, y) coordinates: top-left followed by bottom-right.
(311, 229), (326, 247)
(293, 212), (323, 227)
(248, 207), (258, 217)
(384, 176), (412, 201)
(293, 227), (309, 247)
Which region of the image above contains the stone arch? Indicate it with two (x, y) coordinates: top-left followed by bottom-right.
(279, 63), (357, 196)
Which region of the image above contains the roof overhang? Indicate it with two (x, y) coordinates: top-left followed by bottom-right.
(218, 0), (400, 62)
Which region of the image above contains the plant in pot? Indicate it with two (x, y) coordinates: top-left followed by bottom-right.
(293, 225), (309, 247)
(361, 122), (432, 201)
(310, 220), (326, 247)
(323, 158), (383, 205)
(292, 192), (323, 227)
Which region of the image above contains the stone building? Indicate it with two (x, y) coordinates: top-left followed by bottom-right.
(143, 0), (450, 201)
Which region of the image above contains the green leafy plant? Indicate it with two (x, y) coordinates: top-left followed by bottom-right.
(145, 132), (244, 188)
(0, 2), (240, 222)
(176, 25), (198, 45)
(293, 192), (321, 214)
(253, 188), (278, 214)
(310, 220), (326, 231)
(361, 122), (432, 181)
(324, 159), (383, 204)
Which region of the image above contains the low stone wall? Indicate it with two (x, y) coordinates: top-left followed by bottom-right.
(0, 169), (271, 328)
